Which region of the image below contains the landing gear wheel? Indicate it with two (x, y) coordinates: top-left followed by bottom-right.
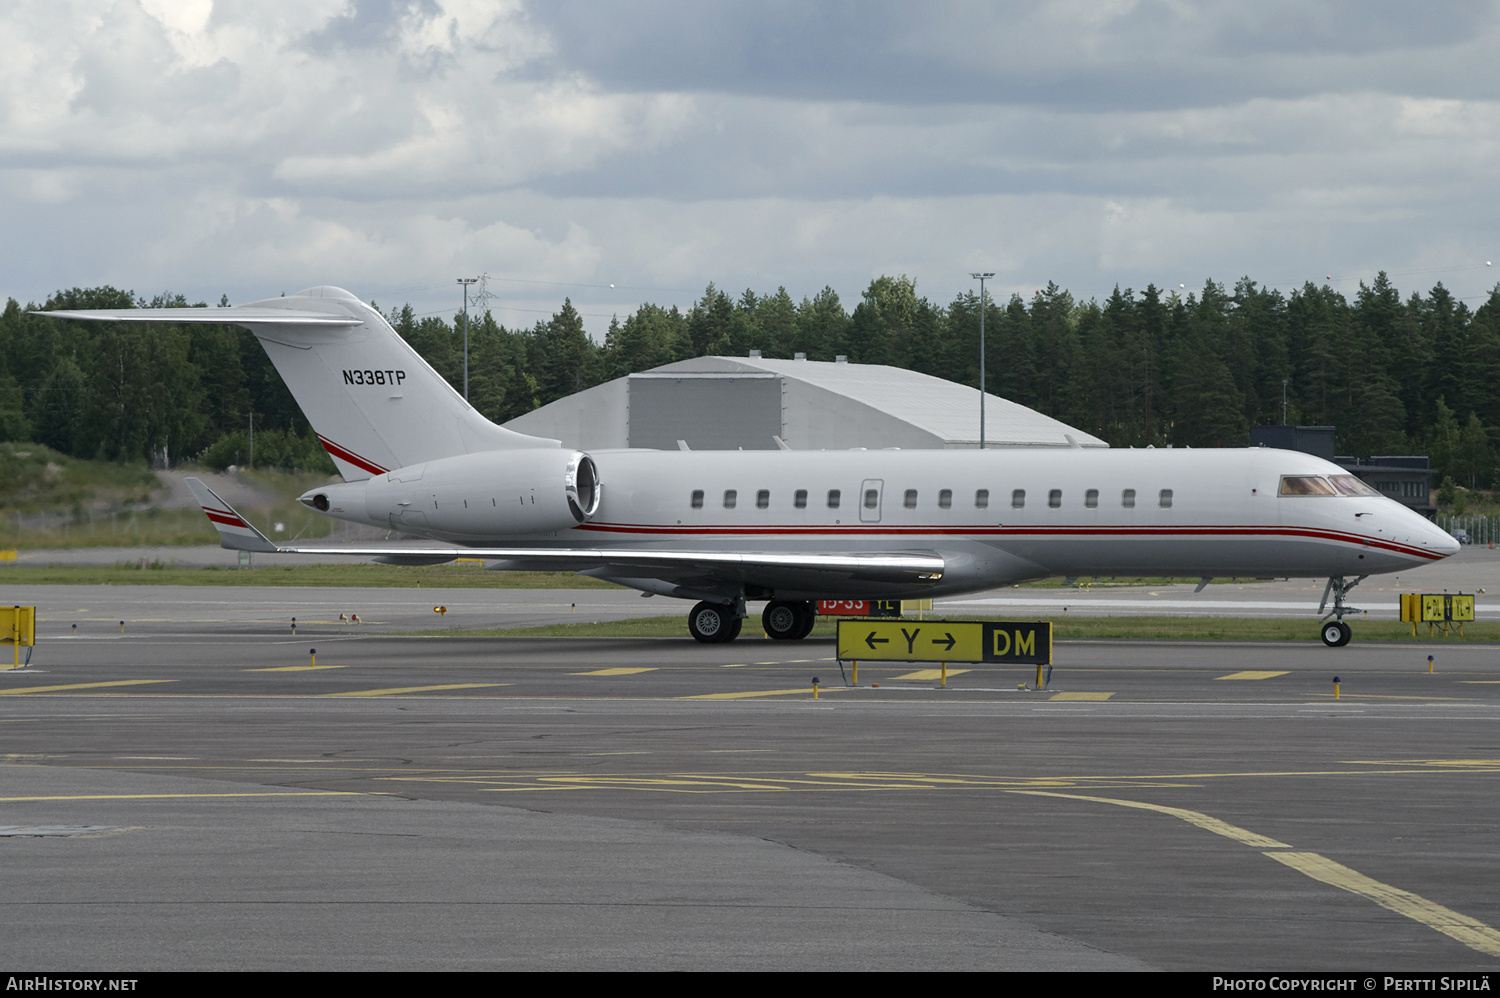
(792, 601), (816, 639)
(688, 601), (739, 644)
(1321, 620), (1352, 647)
(763, 601), (802, 639)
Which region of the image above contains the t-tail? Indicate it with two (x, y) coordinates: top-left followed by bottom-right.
(38, 286), (557, 479)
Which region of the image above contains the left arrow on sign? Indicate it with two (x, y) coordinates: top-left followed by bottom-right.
(865, 632), (890, 650)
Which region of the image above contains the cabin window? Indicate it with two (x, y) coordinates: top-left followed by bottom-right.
(864, 489), (879, 509)
(723, 489), (737, 509)
(1011, 489), (1025, 509)
(1122, 489), (1136, 509)
(794, 489), (808, 509)
(756, 489), (770, 509)
(691, 490), (704, 509)
(904, 489), (918, 509)
(1085, 489), (1099, 508)
(939, 489), (952, 509)
(975, 489), (989, 509)
(1158, 489), (1173, 508)
(827, 489), (841, 509)
(1048, 489), (1062, 508)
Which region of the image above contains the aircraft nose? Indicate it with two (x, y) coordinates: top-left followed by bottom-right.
(1433, 524), (1462, 557)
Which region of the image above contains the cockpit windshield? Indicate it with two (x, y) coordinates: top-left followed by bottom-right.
(1279, 474), (1379, 497)
(1279, 476), (1337, 496)
(1328, 475), (1380, 497)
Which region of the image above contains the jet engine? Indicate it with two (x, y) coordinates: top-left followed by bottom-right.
(300, 448), (601, 538)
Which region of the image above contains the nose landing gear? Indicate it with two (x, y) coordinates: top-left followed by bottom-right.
(1318, 575), (1366, 647)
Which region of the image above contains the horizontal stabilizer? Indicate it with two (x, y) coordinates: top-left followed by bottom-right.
(36, 307), (360, 327)
(185, 478), (278, 553)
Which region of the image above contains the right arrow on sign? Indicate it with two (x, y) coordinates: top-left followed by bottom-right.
(932, 632), (957, 652)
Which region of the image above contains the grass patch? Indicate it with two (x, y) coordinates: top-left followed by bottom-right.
(417, 614), (1500, 642)
(0, 442), (160, 512)
(0, 562), (622, 589)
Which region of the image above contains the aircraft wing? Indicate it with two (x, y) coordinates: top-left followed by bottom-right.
(185, 478), (943, 585)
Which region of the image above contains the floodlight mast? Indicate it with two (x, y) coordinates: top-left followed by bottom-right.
(971, 272), (994, 449)
(457, 277), (477, 401)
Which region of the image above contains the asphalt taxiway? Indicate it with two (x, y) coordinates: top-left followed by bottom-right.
(3, 581), (1500, 971)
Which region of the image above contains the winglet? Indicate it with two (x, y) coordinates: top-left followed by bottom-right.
(185, 477), (278, 553)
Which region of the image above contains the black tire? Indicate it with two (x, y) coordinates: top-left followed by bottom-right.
(763, 601), (801, 639)
(792, 601), (817, 639)
(689, 602), (733, 643)
(1321, 620), (1351, 647)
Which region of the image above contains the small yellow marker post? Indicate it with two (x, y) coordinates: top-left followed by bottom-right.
(1333, 675), (1341, 700)
(1428, 655), (1435, 675)
(812, 676), (819, 699)
(119, 620), (124, 634)
(291, 618), (296, 635)
(571, 603), (576, 613)
(310, 648), (316, 668)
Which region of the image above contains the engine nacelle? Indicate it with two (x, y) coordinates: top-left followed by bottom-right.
(300, 449), (600, 538)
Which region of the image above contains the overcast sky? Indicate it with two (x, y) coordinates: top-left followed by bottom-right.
(4, 0), (1498, 338)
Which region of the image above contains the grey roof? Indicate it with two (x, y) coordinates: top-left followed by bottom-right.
(650, 357), (1107, 448)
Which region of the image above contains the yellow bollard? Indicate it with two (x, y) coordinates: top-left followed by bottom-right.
(1428, 655), (1434, 675)
(812, 677), (819, 699)
(1333, 675), (1341, 700)
(119, 620), (124, 634)
(291, 618), (296, 635)
(310, 648), (316, 668)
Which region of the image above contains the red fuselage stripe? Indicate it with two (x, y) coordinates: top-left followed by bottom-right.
(316, 434), (388, 476)
(574, 522), (1445, 561)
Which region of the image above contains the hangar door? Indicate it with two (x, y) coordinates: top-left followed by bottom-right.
(628, 373), (783, 450)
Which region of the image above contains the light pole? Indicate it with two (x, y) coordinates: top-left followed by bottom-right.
(457, 277), (477, 402)
(971, 272), (994, 449)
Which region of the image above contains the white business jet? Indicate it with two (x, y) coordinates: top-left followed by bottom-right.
(41, 285), (1458, 646)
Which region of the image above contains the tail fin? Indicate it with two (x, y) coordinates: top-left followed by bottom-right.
(39, 286), (557, 480)
(185, 477), (278, 552)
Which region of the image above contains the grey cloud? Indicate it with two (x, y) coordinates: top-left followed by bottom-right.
(526, 0), (1499, 109)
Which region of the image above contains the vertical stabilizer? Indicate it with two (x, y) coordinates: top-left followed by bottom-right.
(35, 285), (560, 481)
(237, 287), (557, 479)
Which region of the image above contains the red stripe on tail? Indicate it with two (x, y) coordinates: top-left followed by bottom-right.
(316, 434), (388, 476)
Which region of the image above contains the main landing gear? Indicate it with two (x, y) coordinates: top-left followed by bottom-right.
(687, 601), (743, 644)
(686, 599), (817, 643)
(761, 600), (816, 641)
(1318, 575), (1366, 647)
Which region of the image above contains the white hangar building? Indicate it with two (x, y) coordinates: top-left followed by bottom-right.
(502, 355), (1107, 451)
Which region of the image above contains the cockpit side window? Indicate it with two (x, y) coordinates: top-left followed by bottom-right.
(1328, 475), (1381, 497)
(1279, 476), (1337, 496)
